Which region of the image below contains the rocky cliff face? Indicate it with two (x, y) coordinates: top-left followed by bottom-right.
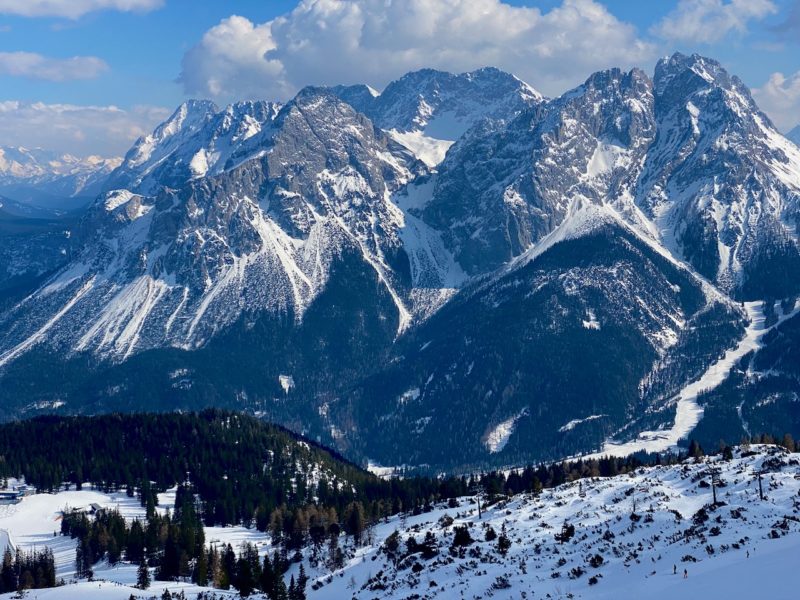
(637, 54), (800, 300)
(0, 55), (797, 471)
(423, 67), (656, 275)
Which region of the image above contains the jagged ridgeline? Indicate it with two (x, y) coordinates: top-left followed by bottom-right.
(0, 54), (799, 472)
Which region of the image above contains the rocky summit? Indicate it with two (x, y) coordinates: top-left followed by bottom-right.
(0, 54), (799, 472)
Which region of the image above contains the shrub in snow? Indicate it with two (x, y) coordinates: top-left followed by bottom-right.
(491, 575), (511, 590)
(485, 526), (497, 542)
(451, 526), (474, 548)
(588, 553), (604, 568)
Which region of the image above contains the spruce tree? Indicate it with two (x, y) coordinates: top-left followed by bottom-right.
(194, 547), (208, 586)
(137, 556), (150, 590)
(296, 563), (308, 600)
(260, 553), (275, 595)
(497, 523), (511, 556)
(1, 549), (16, 593)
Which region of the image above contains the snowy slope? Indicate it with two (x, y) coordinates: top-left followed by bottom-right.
(2, 445), (798, 599)
(305, 445), (800, 599)
(332, 67), (542, 167)
(589, 299), (800, 459)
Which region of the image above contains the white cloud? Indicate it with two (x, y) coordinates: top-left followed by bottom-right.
(0, 101), (169, 156)
(179, 15), (289, 102)
(0, 0), (162, 19)
(179, 0), (656, 102)
(753, 71), (800, 132)
(0, 52), (108, 81)
(652, 0), (777, 44)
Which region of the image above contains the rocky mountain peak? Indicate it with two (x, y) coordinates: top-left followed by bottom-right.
(329, 66), (542, 158)
(638, 54), (800, 298)
(105, 99), (280, 194)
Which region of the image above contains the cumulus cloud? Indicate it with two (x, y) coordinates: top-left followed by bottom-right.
(179, 0), (656, 102)
(179, 16), (288, 102)
(652, 0), (777, 44)
(0, 52), (108, 81)
(0, 0), (162, 19)
(0, 101), (169, 156)
(753, 71), (800, 132)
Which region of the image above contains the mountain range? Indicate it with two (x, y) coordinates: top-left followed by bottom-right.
(0, 146), (120, 214)
(0, 53), (798, 473)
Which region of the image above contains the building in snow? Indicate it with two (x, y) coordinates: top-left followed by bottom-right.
(0, 490), (23, 505)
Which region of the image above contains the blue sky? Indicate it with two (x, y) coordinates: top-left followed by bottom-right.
(1, 0), (799, 155)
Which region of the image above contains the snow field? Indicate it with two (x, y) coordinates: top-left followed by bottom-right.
(1, 447), (799, 599)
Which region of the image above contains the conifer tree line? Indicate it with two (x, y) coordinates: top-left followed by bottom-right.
(0, 547), (56, 593)
(2, 412), (796, 595)
(60, 488), (309, 598)
(0, 411), (686, 530)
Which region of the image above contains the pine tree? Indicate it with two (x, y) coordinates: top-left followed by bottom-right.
(497, 523), (511, 556)
(343, 502), (366, 545)
(688, 439), (704, 458)
(273, 574), (289, 600)
(137, 556), (150, 590)
(260, 553), (275, 595)
(209, 546), (222, 589)
(1, 549), (17, 593)
(236, 556), (255, 597)
(194, 546), (208, 586)
(296, 563), (308, 600)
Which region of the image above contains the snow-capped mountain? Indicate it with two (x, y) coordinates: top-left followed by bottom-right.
(637, 53), (800, 300)
(332, 67), (542, 167)
(788, 124), (800, 146)
(0, 54), (798, 471)
(0, 88), (432, 366)
(343, 204), (745, 470)
(104, 99), (281, 194)
(0, 146), (120, 210)
(423, 66), (655, 275)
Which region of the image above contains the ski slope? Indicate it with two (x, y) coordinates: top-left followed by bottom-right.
(587, 299), (800, 459)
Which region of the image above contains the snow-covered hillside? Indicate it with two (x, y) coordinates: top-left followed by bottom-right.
(308, 446), (800, 599)
(1, 445), (799, 599)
